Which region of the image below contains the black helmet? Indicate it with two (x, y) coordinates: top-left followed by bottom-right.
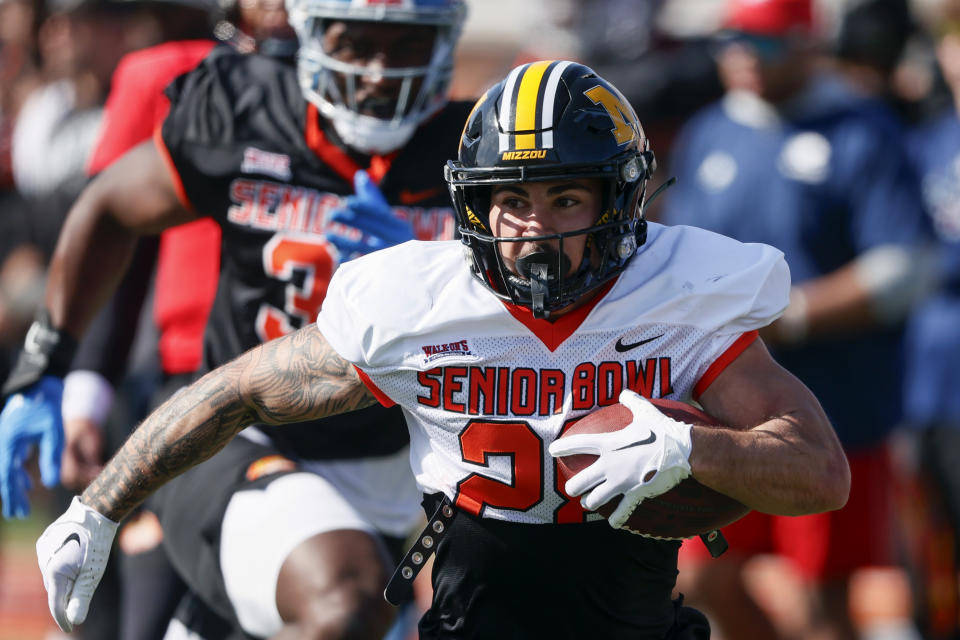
(445, 60), (655, 318)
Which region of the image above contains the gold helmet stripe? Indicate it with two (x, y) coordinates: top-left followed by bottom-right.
(498, 60), (576, 153)
(513, 60), (553, 150)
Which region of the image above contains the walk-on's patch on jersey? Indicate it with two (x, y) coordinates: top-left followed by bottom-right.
(317, 222), (789, 524)
(157, 47), (472, 459)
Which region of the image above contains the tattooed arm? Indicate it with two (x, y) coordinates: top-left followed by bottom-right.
(81, 324), (375, 521)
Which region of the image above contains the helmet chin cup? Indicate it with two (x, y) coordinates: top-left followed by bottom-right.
(328, 106), (418, 154)
(515, 250), (573, 319)
(515, 250), (572, 281)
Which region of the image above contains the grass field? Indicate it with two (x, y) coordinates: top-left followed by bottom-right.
(0, 513), (57, 640)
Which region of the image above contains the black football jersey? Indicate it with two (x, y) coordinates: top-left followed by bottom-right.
(160, 47), (472, 458)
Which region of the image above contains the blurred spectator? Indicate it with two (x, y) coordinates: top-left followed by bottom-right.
(892, 1), (960, 637)
(213, 0), (296, 57)
(660, 1), (935, 639)
(4, 0), (214, 359)
(563, 0), (724, 195)
(829, 0), (921, 122)
(0, 0), (41, 190)
(0, 0), (45, 366)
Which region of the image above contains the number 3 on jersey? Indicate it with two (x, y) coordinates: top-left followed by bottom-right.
(256, 235), (336, 341)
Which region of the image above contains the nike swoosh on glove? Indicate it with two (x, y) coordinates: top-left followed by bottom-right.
(548, 389), (694, 530)
(36, 496), (118, 632)
(0, 376), (65, 518)
(326, 170), (415, 263)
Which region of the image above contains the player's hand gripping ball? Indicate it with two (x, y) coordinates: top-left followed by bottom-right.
(550, 390), (749, 539)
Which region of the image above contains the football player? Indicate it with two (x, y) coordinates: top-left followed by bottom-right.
(36, 60), (850, 640)
(6, 0), (470, 637)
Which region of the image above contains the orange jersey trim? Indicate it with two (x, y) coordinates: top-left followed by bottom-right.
(304, 103), (397, 184)
(354, 365), (396, 407)
(501, 279), (618, 353)
(153, 125), (195, 212)
(692, 330), (759, 399)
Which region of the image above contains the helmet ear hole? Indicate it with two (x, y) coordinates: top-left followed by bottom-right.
(463, 113), (484, 146)
(468, 186), (491, 228)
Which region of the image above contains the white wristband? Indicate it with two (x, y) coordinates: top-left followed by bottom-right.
(62, 370), (115, 425)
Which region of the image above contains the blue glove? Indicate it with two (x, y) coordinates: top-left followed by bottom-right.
(327, 170), (415, 263)
(0, 376), (64, 519)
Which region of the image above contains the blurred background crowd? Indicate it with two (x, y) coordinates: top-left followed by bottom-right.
(1, 0), (959, 639)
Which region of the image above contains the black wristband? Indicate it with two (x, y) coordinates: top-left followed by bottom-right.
(1, 310), (78, 397)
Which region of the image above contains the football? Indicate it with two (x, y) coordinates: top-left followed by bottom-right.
(555, 397), (750, 539)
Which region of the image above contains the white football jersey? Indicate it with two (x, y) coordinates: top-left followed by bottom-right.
(317, 222), (789, 525)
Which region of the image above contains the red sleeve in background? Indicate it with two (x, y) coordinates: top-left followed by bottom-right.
(86, 40), (216, 175)
(85, 39), (220, 377)
(154, 219), (221, 375)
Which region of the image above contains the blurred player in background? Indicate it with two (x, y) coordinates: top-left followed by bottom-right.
(661, 0), (935, 638)
(36, 58), (850, 640)
(64, 0), (299, 492)
(1, 0), (471, 637)
(56, 3), (298, 638)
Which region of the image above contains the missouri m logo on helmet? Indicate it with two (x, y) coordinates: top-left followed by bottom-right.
(445, 60), (657, 318)
(584, 84), (642, 146)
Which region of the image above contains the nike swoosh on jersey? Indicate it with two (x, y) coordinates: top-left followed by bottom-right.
(614, 334), (665, 352)
(56, 533), (81, 553)
(398, 187), (444, 205)
(613, 432), (657, 450)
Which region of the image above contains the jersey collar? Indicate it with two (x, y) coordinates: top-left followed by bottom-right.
(501, 279), (618, 352)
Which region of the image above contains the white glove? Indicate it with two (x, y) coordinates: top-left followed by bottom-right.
(36, 496), (118, 632)
(548, 389), (694, 529)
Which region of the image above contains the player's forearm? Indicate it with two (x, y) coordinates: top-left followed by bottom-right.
(46, 142), (194, 337)
(689, 408), (849, 516)
(80, 354), (258, 521)
(79, 325), (375, 521)
(45, 184), (140, 338)
(771, 245), (935, 345)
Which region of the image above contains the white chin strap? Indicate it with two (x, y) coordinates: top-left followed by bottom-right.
(328, 108), (418, 154)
